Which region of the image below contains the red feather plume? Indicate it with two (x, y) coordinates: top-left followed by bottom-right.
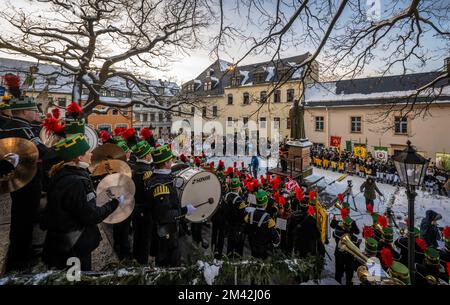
(140, 127), (152, 140)
(307, 205), (315, 216)
(367, 203), (374, 215)
(241, 162), (245, 169)
(66, 102), (83, 117)
(225, 167), (234, 175)
(380, 247), (394, 268)
(4, 74), (21, 98)
(415, 238), (427, 251)
(209, 162), (214, 169)
(309, 191), (316, 202)
(378, 215), (388, 228)
(218, 160), (225, 169)
(236, 169), (241, 177)
(121, 128), (135, 141)
(194, 157), (201, 165)
(295, 188), (304, 201)
(99, 130), (110, 142)
(246, 182), (254, 193)
(266, 173), (271, 184)
(260, 175), (265, 186)
(338, 193), (344, 202)
(443, 226), (450, 239)
(233, 162), (237, 168)
(278, 196), (286, 207)
(363, 226), (375, 239)
(113, 127), (125, 136)
(43, 116), (64, 135)
(51, 108), (61, 119)
(340, 208), (349, 220)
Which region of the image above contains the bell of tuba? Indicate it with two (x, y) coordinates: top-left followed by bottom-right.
(338, 234), (368, 265)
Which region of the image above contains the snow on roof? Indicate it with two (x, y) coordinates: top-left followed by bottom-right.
(239, 70), (250, 85)
(218, 59), (232, 72)
(0, 58), (180, 97)
(193, 79), (202, 90)
(305, 80), (450, 103)
(210, 76), (219, 88)
(263, 66), (275, 82)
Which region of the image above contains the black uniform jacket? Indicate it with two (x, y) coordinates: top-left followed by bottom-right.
(42, 165), (118, 255)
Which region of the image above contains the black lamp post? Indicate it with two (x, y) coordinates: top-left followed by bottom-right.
(392, 140), (429, 284)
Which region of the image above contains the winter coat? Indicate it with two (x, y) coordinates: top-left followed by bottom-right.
(360, 180), (383, 201)
(420, 210), (442, 248)
(42, 165), (119, 268)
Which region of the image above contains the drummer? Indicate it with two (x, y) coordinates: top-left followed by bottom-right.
(145, 144), (197, 267)
(41, 133), (126, 271)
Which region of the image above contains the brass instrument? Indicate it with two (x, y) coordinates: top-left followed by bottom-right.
(334, 201), (344, 211)
(338, 234), (406, 285)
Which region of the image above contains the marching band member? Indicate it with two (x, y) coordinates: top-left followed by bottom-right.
(130, 137), (154, 264)
(415, 247), (449, 285)
(244, 190), (280, 259)
(145, 144), (196, 267)
(0, 74), (53, 271)
(223, 177), (247, 258)
(41, 134), (124, 271)
(330, 209), (360, 285)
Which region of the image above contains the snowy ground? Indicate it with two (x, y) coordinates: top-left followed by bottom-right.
(207, 156), (450, 284)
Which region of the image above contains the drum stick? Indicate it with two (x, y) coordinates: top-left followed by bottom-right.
(194, 197), (214, 208)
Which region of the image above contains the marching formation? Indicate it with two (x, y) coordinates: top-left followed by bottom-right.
(0, 76), (449, 285)
(311, 146), (450, 197)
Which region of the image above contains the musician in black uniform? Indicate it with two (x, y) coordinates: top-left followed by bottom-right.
(440, 227), (450, 276)
(244, 190), (280, 259)
(0, 90), (53, 271)
(415, 247), (449, 285)
(41, 134), (123, 271)
(286, 197), (324, 258)
(0, 100), (12, 128)
(330, 214), (360, 285)
(223, 178), (247, 258)
(377, 227), (401, 261)
(211, 160), (227, 259)
(394, 227), (425, 266)
(129, 140), (154, 264)
(145, 145), (196, 267)
(111, 129), (138, 260)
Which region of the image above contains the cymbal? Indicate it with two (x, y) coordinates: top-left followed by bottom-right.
(96, 173), (135, 224)
(0, 137), (39, 194)
(91, 143), (126, 165)
(89, 159), (132, 178)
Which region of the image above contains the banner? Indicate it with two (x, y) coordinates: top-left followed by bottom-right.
(354, 146), (366, 158)
(329, 136), (341, 148)
(345, 140), (352, 151)
(374, 146), (388, 161)
(315, 202), (328, 244)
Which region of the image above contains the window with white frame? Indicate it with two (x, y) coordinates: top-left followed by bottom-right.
(351, 116), (362, 133)
(394, 116), (408, 134)
(315, 116), (324, 132)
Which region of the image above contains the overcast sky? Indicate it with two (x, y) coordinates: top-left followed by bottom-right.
(0, 0), (447, 84)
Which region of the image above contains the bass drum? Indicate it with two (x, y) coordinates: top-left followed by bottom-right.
(174, 167), (222, 223)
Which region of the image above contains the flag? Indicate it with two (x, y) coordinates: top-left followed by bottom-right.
(354, 146), (366, 158)
(330, 136), (341, 156)
(374, 146), (388, 161)
(329, 136), (341, 148)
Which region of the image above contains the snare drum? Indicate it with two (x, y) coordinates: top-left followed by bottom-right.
(174, 167), (222, 223)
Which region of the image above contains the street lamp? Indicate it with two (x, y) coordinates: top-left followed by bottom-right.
(392, 140), (429, 284)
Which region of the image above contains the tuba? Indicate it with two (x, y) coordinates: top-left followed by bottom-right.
(338, 234), (405, 285)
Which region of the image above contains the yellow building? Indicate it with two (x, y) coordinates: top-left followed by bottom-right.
(175, 54), (318, 140)
(303, 71), (450, 165)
